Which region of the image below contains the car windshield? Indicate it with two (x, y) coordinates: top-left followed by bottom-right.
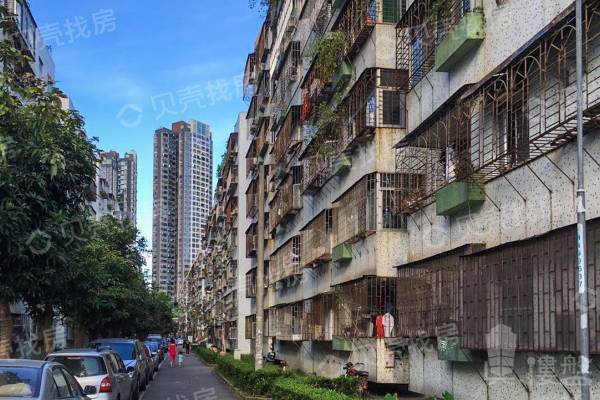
(144, 342), (158, 352)
(0, 367), (41, 398)
(46, 356), (106, 378)
(93, 343), (135, 361)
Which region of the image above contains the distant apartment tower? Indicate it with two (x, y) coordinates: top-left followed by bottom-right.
(152, 120), (212, 301)
(118, 151), (138, 224)
(94, 150), (138, 223)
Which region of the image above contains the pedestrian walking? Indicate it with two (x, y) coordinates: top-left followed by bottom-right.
(177, 349), (184, 367)
(184, 339), (190, 355)
(168, 338), (177, 367)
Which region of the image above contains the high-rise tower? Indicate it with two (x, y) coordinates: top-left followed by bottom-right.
(152, 120), (212, 301)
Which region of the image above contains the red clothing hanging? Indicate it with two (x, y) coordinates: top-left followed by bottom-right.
(375, 315), (384, 338)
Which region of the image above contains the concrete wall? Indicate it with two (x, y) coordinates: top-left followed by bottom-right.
(409, 343), (600, 399)
(236, 113), (253, 355)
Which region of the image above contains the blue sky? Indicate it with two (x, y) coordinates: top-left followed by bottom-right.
(29, 1), (264, 244)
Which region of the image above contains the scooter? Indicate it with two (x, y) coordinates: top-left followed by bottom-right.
(343, 362), (369, 398)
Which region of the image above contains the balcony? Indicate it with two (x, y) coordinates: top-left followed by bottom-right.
(269, 235), (302, 285)
(246, 224), (257, 257)
(255, 22), (271, 64)
(272, 302), (305, 341)
(303, 294), (333, 341)
(245, 268), (257, 298)
(334, 277), (397, 339)
(269, 173), (303, 232)
(396, 0), (483, 90)
(302, 150), (336, 195)
(301, 210), (332, 267)
(394, 2), (600, 213)
(271, 41), (301, 120)
(271, 106), (303, 173)
(5, 0), (39, 58)
(333, 173), (407, 248)
(335, 0), (405, 59)
(246, 184), (258, 219)
(339, 68), (406, 149)
(243, 53), (257, 101)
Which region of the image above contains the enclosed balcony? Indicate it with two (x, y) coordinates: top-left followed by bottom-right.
(245, 268), (257, 298)
(271, 42), (302, 120)
(246, 180), (258, 220)
(255, 21), (271, 64)
(339, 68), (407, 149)
(301, 210), (333, 268)
(396, 0), (484, 90)
(302, 146), (337, 195)
(303, 294), (334, 341)
(269, 235), (302, 285)
(245, 223), (258, 257)
(269, 169), (303, 232)
(334, 277), (397, 340)
(272, 302), (305, 341)
(243, 53), (257, 101)
(335, 0), (405, 59)
(332, 173), (407, 256)
(394, 2), (600, 213)
(271, 106), (303, 174)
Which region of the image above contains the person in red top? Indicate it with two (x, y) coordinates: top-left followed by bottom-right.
(168, 338), (177, 367)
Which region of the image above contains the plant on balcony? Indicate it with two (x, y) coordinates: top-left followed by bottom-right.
(312, 102), (343, 156)
(313, 31), (347, 83)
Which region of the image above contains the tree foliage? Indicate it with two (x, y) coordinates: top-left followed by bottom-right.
(0, 8), (174, 339)
(65, 217), (175, 339)
(0, 8), (97, 320)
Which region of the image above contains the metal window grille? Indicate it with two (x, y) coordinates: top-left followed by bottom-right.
(303, 294), (334, 341)
(245, 315), (256, 339)
(269, 174), (303, 232)
(272, 106), (303, 169)
(302, 210), (333, 267)
(334, 277), (397, 337)
(245, 268), (257, 298)
(270, 235), (303, 284)
(396, 0), (476, 90)
(333, 173), (377, 246)
(395, 1), (600, 211)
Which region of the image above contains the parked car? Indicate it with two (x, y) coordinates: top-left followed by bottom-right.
(46, 349), (135, 400)
(144, 341), (162, 365)
(143, 344), (158, 373)
(89, 339), (151, 394)
(0, 359), (89, 400)
(176, 338), (183, 346)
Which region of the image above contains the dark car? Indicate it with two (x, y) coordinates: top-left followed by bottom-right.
(0, 359), (89, 400)
(89, 339), (151, 394)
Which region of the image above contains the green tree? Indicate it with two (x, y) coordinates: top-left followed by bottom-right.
(67, 217), (174, 339)
(0, 7), (97, 355)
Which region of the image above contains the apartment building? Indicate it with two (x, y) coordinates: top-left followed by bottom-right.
(194, 0), (600, 398)
(0, 0), (55, 82)
(93, 150), (138, 223)
(185, 114), (254, 355)
(118, 151), (138, 224)
(153, 120), (212, 302)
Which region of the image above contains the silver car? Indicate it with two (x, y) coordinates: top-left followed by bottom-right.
(0, 359), (88, 400)
(46, 349), (134, 400)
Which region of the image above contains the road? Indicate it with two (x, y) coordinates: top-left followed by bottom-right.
(142, 350), (237, 400)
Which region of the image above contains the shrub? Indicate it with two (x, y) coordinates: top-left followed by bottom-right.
(296, 375), (359, 396)
(272, 378), (357, 400)
(194, 346), (219, 365)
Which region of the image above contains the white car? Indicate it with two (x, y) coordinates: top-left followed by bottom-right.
(176, 338), (183, 346)
(46, 349), (134, 400)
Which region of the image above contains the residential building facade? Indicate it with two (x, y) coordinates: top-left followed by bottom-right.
(153, 120), (212, 302)
(189, 0), (600, 398)
(93, 150), (138, 224)
(185, 114), (253, 356)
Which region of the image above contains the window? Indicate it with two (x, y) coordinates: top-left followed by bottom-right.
(46, 356), (106, 378)
(382, 90), (405, 126)
(0, 367), (41, 398)
(51, 369), (72, 399)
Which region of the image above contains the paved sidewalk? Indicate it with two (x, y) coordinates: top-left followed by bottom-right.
(142, 351), (237, 400)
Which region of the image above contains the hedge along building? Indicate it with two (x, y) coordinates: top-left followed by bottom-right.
(392, 0), (600, 398)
